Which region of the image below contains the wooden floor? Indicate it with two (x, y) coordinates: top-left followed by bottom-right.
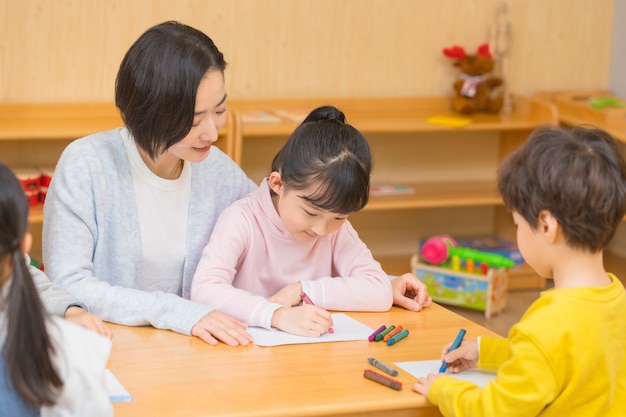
(445, 251), (626, 336)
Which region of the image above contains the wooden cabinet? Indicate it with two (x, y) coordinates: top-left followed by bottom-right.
(0, 103), (238, 262)
(0, 103), (123, 261)
(229, 95), (557, 289)
(534, 91), (626, 142)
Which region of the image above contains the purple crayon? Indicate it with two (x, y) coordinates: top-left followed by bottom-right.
(368, 325), (386, 342)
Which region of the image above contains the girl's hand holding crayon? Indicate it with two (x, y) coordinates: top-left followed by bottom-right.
(270, 304), (333, 337)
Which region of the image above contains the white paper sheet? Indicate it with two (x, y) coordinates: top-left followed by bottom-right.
(247, 313), (373, 346)
(106, 369), (133, 402)
(395, 360), (496, 388)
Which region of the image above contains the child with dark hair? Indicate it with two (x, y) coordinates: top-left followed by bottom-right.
(0, 162), (112, 416)
(191, 106), (431, 336)
(413, 125), (626, 416)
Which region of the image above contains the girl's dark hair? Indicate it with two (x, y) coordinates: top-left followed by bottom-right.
(0, 162), (62, 406)
(115, 21), (227, 159)
(498, 124), (626, 252)
(271, 106), (372, 214)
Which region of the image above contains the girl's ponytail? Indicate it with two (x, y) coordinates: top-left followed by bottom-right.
(0, 163), (63, 406)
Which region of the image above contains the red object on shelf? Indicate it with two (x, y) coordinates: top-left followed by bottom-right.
(39, 167), (54, 202)
(15, 169), (41, 206)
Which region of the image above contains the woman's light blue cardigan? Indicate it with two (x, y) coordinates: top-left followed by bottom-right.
(43, 128), (256, 335)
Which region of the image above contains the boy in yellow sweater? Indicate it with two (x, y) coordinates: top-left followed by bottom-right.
(413, 125), (626, 416)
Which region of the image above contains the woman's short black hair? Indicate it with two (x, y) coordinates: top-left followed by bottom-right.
(271, 106), (372, 214)
(115, 21), (227, 159)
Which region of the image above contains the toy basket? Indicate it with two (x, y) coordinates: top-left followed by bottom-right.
(411, 254), (508, 318)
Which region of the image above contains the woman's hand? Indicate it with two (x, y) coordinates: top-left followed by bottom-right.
(191, 310), (253, 346)
(64, 306), (113, 339)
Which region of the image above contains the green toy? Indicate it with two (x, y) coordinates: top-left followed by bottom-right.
(589, 97), (626, 110)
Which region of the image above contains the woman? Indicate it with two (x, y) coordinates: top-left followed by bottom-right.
(44, 21), (255, 346)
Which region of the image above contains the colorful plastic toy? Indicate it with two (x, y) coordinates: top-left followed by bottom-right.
(421, 234), (515, 268)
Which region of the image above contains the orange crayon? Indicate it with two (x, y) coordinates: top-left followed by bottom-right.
(383, 325), (404, 342)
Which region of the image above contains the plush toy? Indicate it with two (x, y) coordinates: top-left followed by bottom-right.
(442, 43), (504, 114)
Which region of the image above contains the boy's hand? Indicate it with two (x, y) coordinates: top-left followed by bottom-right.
(413, 373), (445, 397)
(64, 306), (112, 339)
(191, 311), (253, 346)
(441, 339), (479, 373)
(267, 282), (303, 306)
(391, 273), (432, 311)
(271, 305), (333, 337)
(413, 339), (480, 397)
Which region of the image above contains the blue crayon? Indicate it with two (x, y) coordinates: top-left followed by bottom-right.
(439, 328), (466, 373)
(386, 329), (409, 346)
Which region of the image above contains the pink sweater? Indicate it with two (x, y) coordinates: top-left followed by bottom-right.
(191, 179), (393, 329)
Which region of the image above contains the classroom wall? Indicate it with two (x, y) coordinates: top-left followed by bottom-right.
(0, 0), (615, 103)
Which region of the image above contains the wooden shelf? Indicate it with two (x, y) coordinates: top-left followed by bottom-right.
(3, 96), (557, 289)
(535, 91), (626, 142)
(366, 180), (501, 211)
(28, 204), (44, 223)
(0, 102), (123, 141)
(232, 95), (557, 138)
(230, 95), (556, 290)
(556, 95), (626, 142)
(1, 102), (239, 262)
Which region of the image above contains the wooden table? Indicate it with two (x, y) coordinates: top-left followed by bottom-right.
(109, 304), (501, 417)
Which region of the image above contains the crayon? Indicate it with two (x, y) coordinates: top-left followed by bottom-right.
(368, 325), (386, 342)
(300, 291), (334, 333)
(375, 325), (395, 342)
(363, 369), (402, 391)
(439, 328), (466, 373)
(367, 357), (399, 377)
(383, 325), (404, 342)
(386, 329), (409, 346)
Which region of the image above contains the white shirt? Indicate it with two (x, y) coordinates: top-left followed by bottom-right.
(122, 130), (191, 295)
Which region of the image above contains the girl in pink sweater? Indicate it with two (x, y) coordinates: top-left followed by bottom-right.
(191, 106), (430, 337)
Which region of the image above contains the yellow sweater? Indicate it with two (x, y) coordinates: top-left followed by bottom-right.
(429, 274), (626, 417)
